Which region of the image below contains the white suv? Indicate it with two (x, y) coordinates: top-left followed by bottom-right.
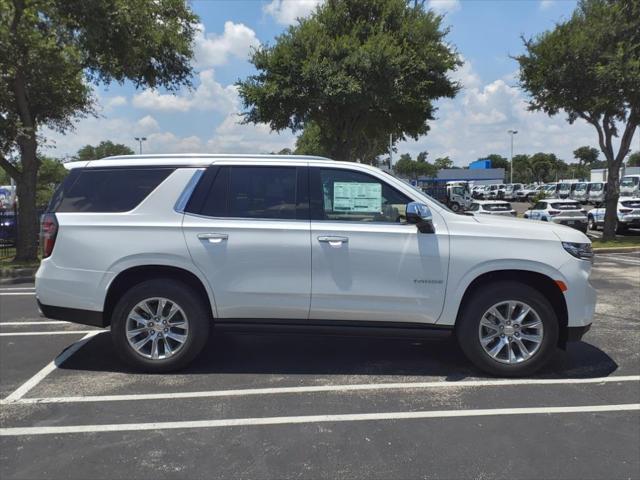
(36, 155), (596, 376)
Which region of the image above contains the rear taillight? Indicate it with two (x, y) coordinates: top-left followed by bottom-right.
(40, 213), (58, 258)
(548, 210), (561, 216)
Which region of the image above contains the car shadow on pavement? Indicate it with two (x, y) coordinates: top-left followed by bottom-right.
(59, 329), (618, 381)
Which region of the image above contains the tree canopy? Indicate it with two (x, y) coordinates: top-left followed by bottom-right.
(516, 0), (639, 239)
(0, 0), (198, 261)
(628, 151), (640, 167)
(75, 141), (134, 161)
(238, 0), (460, 162)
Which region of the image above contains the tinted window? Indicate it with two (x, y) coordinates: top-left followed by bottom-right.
(317, 168), (410, 223)
(200, 166), (298, 220)
(484, 203), (512, 211)
(51, 168), (174, 213)
(533, 202), (546, 210)
(550, 202), (581, 210)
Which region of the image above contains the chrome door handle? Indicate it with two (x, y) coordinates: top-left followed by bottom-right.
(198, 233), (228, 244)
(318, 236), (348, 246)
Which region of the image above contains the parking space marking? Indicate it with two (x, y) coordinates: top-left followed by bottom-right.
(9, 375), (639, 405)
(0, 321), (70, 326)
(0, 330), (98, 336)
(0, 292), (36, 296)
(1, 403), (638, 437)
(1, 332), (99, 404)
(0, 286), (35, 291)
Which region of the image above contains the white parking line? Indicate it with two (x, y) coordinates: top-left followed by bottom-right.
(0, 292), (36, 296)
(1, 332), (99, 404)
(1, 403), (638, 437)
(0, 286), (35, 291)
(0, 321), (70, 326)
(0, 330), (98, 336)
(8, 375), (639, 405)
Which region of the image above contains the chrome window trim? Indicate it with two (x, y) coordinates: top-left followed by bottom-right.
(174, 169), (205, 213)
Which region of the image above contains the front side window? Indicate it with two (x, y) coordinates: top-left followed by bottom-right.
(316, 168), (411, 223)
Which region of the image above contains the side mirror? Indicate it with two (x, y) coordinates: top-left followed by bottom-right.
(405, 202), (435, 234)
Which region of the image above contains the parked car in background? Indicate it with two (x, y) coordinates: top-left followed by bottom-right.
(523, 199), (588, 233)
(588, 196), (640, 233)
(486, 184), (500, 199)
(620, 175), (640, 197)
(557, 181), (580, 199)
(571, 182), (589, 203)
(587, 182), (606, 205)
(35, 154), (595, 377)
(0, 210), (17, 243)
(468, 200), (517, 217)
(471, 185), (485, 199)
(543, 183), (560, 197)
(516, 184), (544, 202)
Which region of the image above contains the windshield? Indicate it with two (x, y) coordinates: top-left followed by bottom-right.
(621, 178), (639, 188)
(484, 203), (512, 211)
(544, 185), (556, 192)
(550, 202), (581, 210)
(559, 184), (571, 191)
(574, 183), (587, 191)
(590, 183), (603, 191)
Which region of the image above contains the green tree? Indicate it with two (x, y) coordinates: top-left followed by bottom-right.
(237, 0), (460, 163)
(0, 0), (198, 261)
(516, 0), (640, 240)
(36, 156), (67, 208)
(511, 154), (532, 183)
(529, 152), (559, 183)
(75, 141), (134, 161)
(627, 151), (640, 167)
(416, 151), (428, 163)
(573, 146), (600, 166)
(433, 156), (453, 170)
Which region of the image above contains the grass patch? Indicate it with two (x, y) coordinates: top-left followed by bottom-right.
(0, 247), (41, 271)
(591, 236), (640, 249)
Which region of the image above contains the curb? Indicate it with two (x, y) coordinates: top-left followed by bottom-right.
(592, 246), (640, 254)
(0, 267), (38, 285)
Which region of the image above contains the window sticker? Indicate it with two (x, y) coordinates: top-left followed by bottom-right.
(333, 182), (382, 212)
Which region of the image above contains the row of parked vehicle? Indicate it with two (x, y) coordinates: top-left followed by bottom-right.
(471, 174), (640, 205)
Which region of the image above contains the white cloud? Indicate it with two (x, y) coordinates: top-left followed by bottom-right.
(103, 96), (127, 110)
(539, 0), (555, 10)
(136, 115), (160, 133)
(194, 21), (260, 68)
(427, 0), (461, 15)
(132, 70), (239, 114)
(397, 62), (601, 166)
(264, 0), (324, 25)
(450, 57), (481, 90)
(206, 113), (296, 153)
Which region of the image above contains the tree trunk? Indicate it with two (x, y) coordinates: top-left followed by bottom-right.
(14, 132), (40, 262)
(601, 159), (621, 241)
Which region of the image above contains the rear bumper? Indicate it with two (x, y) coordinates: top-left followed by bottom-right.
(567, 324), (591, 342)
(37, 300), (107, 328)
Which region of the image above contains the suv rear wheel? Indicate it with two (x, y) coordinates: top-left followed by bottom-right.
(457, 281), (559, 377)
(111, 279), (210, 372)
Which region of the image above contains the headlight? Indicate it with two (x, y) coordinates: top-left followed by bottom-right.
(562, 242), (593, 261)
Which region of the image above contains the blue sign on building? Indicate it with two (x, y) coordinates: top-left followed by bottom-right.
(469, 159), (492, 169)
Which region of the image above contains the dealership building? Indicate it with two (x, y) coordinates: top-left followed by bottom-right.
(416, 159), (505, 187)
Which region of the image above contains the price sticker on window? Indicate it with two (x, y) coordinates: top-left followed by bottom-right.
(333, 182), (382, 212)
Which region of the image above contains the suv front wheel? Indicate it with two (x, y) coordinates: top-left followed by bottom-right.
(457, 282), (559, 376)
(111, 279), (210, 372)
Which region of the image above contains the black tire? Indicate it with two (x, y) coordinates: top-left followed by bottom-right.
(450, 202), (461, 212)
(111, 278), (210, 372)
(588, 215), (598, 231)
(456, 281), (559, 377)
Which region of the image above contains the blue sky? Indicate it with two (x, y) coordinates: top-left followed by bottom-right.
(47, 0), (609, 166)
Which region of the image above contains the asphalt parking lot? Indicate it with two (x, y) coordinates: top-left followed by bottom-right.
(0, 253), (639, 480)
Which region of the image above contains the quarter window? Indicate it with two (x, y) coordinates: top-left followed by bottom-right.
(317, 168), (410, 223)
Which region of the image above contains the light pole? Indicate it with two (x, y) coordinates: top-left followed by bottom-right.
(508, 130), (518, 184)
(134, 137), (147, 154)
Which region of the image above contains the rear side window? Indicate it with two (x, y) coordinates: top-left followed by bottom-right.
(197, 166), (304, 220)
(50, 168), (174, 213)
(484, 203), (512, 211)
(550, 202), (581, 210)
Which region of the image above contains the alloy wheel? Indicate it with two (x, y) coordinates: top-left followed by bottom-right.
(478, 301), (544, 364)
(125, 297), (189, 360)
